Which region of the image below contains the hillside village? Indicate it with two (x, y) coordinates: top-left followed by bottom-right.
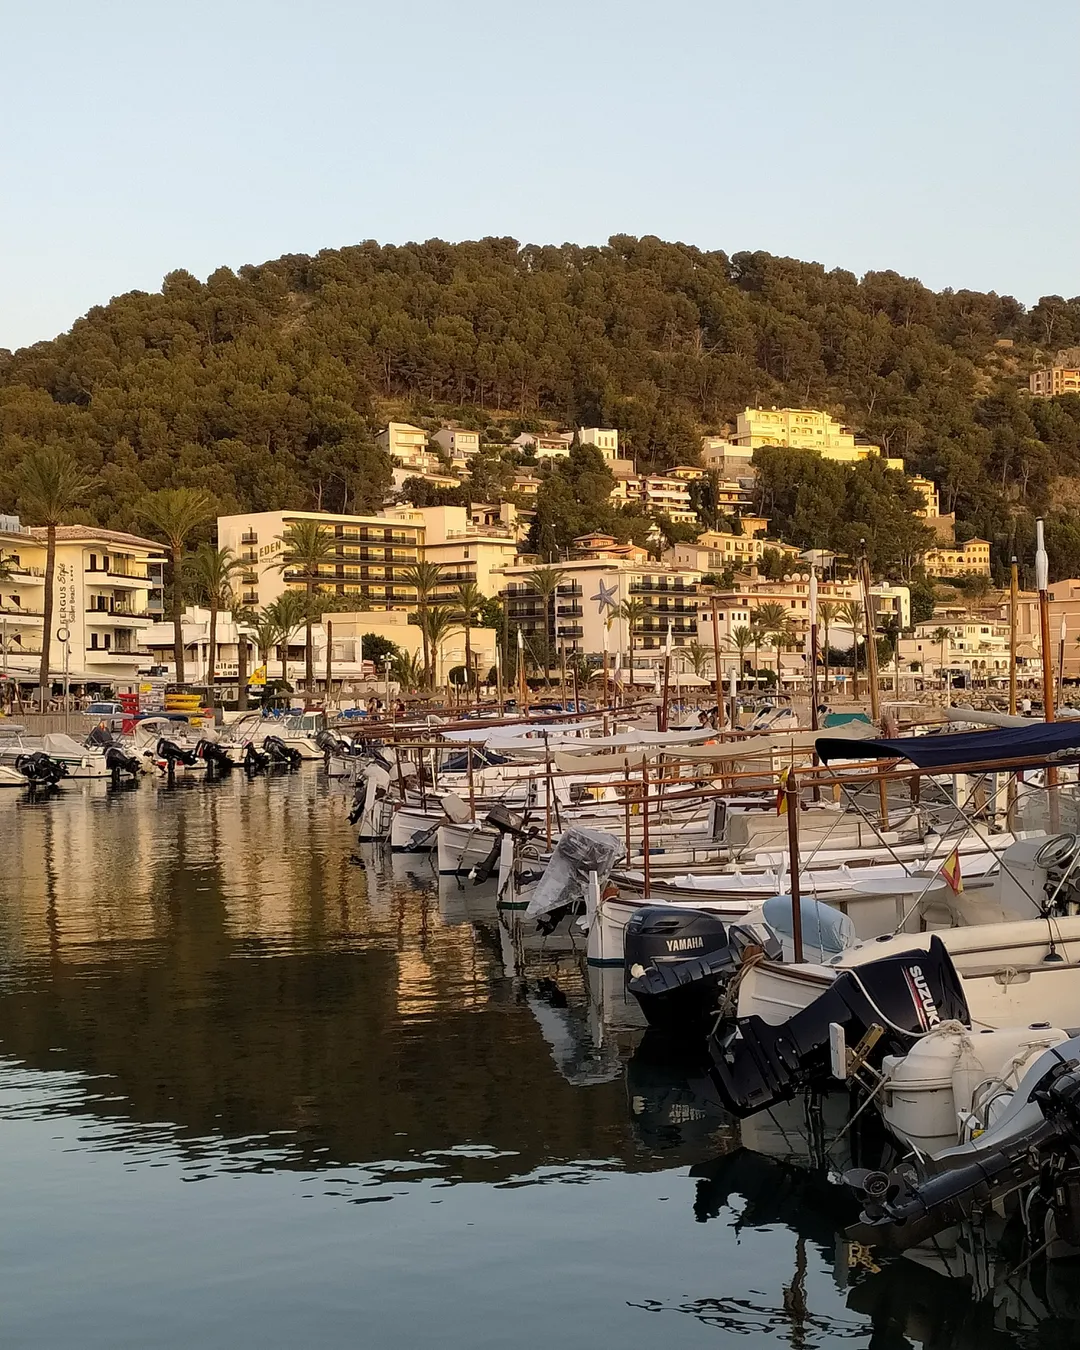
(4, 395), (1079, 707)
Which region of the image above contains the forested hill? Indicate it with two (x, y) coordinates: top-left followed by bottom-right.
(2, 235), (1080, 574)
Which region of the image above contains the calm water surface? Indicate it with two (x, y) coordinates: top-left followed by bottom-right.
(0, 771), (1073, 1348)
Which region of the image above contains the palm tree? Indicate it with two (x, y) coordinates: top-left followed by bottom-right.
(401, 561), (445, 686)
(838, 600), (865, 698)
(11, 446), (97, 707)
(680, 639), (713, 680)
(452, 581), (485, 694)
(251, 608), (280, 673)
(391, 648), (424, 692)
(523, 565), (568, 687)
(266, 591), (307, 687)
(138, 488), (217, 685)
(726, 625), (754, 680)
(231, 605), (259, 710)
(271, 520), (336, 693)
(411, 604), (459, 687)
(818, 599), (842, 692)
(618, 596), (648, 686)
(188, 544), (246, 704)
(753, 602), (791, 689)
(932, 626), (953, 699)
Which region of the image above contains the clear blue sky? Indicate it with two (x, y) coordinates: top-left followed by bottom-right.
(2, 0), (1077, 351)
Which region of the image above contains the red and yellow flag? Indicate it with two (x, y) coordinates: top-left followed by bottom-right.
(776, 766), (790, 815)
(940, 846), (963, 894)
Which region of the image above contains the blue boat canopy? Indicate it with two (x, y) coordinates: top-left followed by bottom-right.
(815, 720), (1080, 769)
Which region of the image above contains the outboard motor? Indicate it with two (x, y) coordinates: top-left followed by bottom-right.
(846, 1038), (1080, 1252)
(626, 908), (780, 1039)
(710, 935), (970, 1116)
(156, 737), (199, 770)
(263, 735), (302, 769)
(470, 804), (538, 884)
(104, 745), (141, 780)
(14, 752), (68, 788)
(195, 738), (232, 775)
(243, 741), (270, 773)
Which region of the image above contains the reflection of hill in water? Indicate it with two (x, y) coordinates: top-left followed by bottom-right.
(0, 778), (697, 1183)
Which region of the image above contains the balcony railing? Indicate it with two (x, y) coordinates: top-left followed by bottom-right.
(557, 604), (583, 617)
(556, 584), (583, 596)
(630, 580), (695, 594)
(241, 532), (258, 545)
(557, 625), (584, 638)
(242, 592), (259, 606)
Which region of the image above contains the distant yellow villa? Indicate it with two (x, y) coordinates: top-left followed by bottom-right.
(733, 407), (906, 472)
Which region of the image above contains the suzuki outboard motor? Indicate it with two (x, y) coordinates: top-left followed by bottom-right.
(14, 752), (68, 787)
(105, 745), (141, 779)
(710, 935), (970, 1116)
(846, 1038), (1080, 1252)
(625, 908), (775, 1038)
(263, 736), (302, 769)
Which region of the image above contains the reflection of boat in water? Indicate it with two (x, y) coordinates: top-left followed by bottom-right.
(526, 977), (622, 1086)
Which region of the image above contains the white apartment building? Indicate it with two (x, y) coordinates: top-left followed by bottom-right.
(512, 431), (573, 459)
(0, 521), (166, 687)
(431, 425), (481, 462)
(899, 617), (1039, 684)
(579, 427), (619, 461)
(380, 505), (519, 603)
(499, 546), (703, 667)
(217, 510), (424, 613)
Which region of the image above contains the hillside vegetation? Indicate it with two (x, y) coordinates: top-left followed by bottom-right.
(2, 235), (1080, 575)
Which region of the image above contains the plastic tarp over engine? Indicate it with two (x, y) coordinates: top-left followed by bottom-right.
(526, 828), (623, 922)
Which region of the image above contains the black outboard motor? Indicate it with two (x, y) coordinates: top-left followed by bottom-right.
(710, 936), (970, 1117)
(243, 741), (270, 773)
(263, 735), (302, 769)
(104, 745), (141, 780)
(847, 1042), (1080, 1252)
(470, 804), (538, 885)
(195, 738), (232, 775)
(156, 737), (200, 770)
(626, 907), (780, 1039)
(14, 752), (68, 788)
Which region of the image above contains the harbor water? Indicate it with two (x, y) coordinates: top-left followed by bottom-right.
(0, 769), (1076, 1348)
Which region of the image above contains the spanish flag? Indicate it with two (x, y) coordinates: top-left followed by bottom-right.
(940, 846), (963, 894)
(776, 766), (790, 815)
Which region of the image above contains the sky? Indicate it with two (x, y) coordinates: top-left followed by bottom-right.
(2, 0), (1077, 351)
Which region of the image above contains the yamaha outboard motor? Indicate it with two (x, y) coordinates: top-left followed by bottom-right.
(710, 935), (970, 1116)
(263, 735), (302, 769)
(104, 745), (141, 780)
(625, 908), (776, 1038)
(14, 752), (68, 788)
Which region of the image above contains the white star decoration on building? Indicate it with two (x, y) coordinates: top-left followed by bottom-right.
(591, 579), (619, 616)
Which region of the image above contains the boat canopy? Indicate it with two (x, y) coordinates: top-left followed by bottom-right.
(815, 721), (1080, 769)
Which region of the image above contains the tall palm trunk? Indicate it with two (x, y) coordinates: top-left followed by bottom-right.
(463, 619), (473, 699)
(420, 605), (431, 688)
(38, 524), (56, 708)
(823, 621), (831, 690)
(172, 542), (186, 684)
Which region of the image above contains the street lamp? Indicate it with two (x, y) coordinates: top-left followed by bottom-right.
(56, 626), (70, 729)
